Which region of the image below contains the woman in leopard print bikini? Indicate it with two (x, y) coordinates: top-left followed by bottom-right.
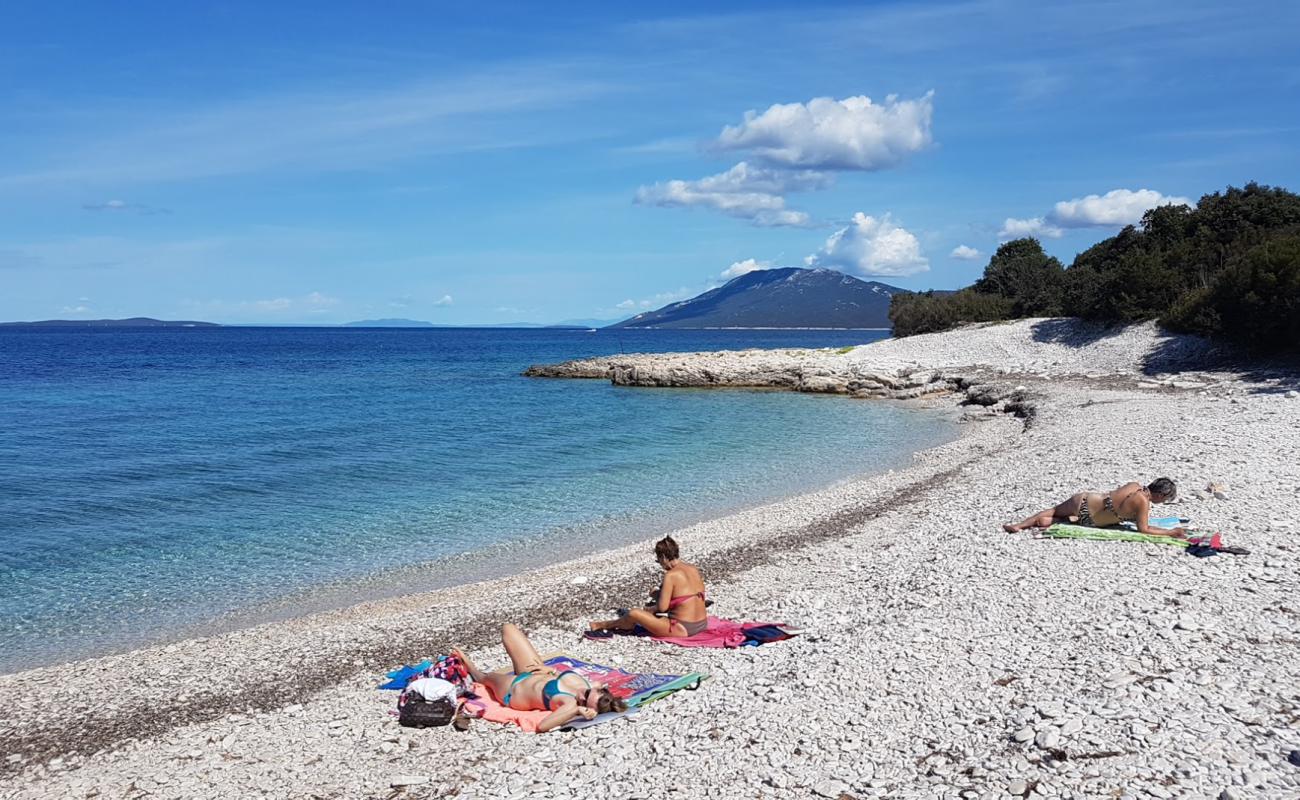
(1003, 478), (1184, 535)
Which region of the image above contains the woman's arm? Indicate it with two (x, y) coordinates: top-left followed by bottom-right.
(536, 701), (595, 733)
(1132, 496), (1185, 536)
(655, 572), (677, 614)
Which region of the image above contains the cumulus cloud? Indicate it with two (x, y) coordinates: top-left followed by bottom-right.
(434, 294), (453, 306)
(720, 258), (770, 279)
(635, 161), (827, 227)
(950, 244), (982, 260)
(715, 92), (934, 171)
(804, 213), (928, 277)
(998, 217), (1064, 240)
(1049, 188), (1193, 228)
(1001, 188), (1195, 240)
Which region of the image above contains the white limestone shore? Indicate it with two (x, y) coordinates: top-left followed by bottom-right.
(2, 318), (1298, 800)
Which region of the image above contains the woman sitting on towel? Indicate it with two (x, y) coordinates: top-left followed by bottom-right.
(1003, 478), (1185, 535)
(452, 624), (626, 733)
(588, 536), (709, 638)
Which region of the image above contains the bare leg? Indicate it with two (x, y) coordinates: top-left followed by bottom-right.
(1004, 509), (1057, 533)
(590, 608), (681, 637)
(500, 623), (545, 674)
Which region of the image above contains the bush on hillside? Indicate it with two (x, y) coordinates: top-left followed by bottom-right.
(889, 289), (1015, 337)
(888, 182), (1300, 354)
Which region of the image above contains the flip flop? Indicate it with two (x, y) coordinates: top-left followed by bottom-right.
(583, 629), (614, 640)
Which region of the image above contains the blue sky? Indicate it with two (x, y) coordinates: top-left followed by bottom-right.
(2, 1), (1298, 324)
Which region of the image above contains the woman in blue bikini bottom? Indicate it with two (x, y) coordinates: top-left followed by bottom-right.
(452, 623), (628, 733)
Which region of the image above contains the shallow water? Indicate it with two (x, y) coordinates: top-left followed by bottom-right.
(0, 327), (955, 672)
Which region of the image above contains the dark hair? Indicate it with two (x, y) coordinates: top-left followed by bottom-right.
(654, 536), (679, 563)
(595, 688), (628, 715)
(1148, 477), (1176, 500)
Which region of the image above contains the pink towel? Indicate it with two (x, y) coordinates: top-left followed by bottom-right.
(652, 616), (779, 648)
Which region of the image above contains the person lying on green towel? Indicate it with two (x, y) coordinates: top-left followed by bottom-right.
(1003, 478), (1186, 536)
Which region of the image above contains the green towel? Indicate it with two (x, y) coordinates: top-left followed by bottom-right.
(1043, 523), (1189, 547)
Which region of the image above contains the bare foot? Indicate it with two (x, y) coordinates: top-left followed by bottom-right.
(1003, 523), (1020, 533)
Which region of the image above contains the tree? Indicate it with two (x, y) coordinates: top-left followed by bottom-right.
(974, 238), (1066, 317)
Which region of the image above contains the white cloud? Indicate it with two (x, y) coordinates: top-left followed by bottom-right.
(950, 244), (981, 260)
(434, 294), (453, 306)
(1049, 188), (1193, 228)
(998, 217), (1064, 239)
(616, 299), (636, 310)
(635, 161), (826, 227)
(720, 258), (770, 279)
(804, 212), (928, 277)
(60, 304), (92, 314)
(715, 92), (934, 170)
(243, 291), (340, 315)
(81, 199), (171, 215)
(1000, 188), (1195, 240)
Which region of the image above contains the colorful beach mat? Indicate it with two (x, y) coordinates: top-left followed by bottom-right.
(382, 653), (707, 733)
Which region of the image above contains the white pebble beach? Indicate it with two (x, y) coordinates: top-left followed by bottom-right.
(3, 318), (1298, 800)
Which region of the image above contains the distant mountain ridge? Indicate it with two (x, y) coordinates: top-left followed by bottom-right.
(607, 268), (904, 329)
(0, 317), (218, 328)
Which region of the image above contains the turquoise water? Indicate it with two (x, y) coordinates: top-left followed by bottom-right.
(0, 327), (954, 672)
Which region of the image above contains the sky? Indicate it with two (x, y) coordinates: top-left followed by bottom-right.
(2, 1), (1298, 325)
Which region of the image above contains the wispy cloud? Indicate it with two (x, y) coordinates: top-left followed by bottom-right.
(3, 65), (613, 186)
(82, 199), (172, 215)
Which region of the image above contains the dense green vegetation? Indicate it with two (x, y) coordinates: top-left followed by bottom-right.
(889, 183), (1300, 353)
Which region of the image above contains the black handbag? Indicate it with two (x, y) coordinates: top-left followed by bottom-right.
(398, 693), (456, 728)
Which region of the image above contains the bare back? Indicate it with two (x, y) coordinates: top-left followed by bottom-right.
(664, 562), (706, 623)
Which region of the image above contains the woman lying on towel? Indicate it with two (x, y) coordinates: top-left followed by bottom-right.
(452, 624), (626, 733)
(587, 535), (709, 638)
(1003, 478), (1186, 535)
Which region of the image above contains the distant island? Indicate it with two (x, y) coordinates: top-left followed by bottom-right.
(607, 267), (905, 329)
(0, 317), (219, 328)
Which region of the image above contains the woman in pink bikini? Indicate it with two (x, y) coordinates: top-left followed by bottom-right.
(588, 536), (709, 637)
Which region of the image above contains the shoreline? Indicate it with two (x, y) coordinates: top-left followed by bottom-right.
(4, 318), (1299, 799)
(0, 396), (959, 677)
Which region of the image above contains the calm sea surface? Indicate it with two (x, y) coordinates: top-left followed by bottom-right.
(0, 327), (955, 672)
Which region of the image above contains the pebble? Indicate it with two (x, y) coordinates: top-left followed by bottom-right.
(1036, 727), (1061, 749)
(1014, 727), (1035, 743)
(390, 775), (430, 787)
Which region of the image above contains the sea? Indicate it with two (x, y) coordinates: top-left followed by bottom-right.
(0, 327), (956, 673)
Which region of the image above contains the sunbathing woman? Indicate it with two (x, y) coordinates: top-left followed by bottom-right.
(452, 623), (626, 733)
(1003, 478), (1184, 535)
(588, 536), (708, 638)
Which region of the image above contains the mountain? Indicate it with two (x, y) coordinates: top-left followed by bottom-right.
(342, 318), (436, 327)
(607, 268), (905, 329)
(0, 317), (218, 328)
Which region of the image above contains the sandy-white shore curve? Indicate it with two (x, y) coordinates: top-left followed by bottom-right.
(3, 318), (1298, 800)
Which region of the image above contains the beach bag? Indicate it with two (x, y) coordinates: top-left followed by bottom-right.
(398, 692), (457, 728)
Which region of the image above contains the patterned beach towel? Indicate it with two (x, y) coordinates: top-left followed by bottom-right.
(465, 654), (707, 733)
